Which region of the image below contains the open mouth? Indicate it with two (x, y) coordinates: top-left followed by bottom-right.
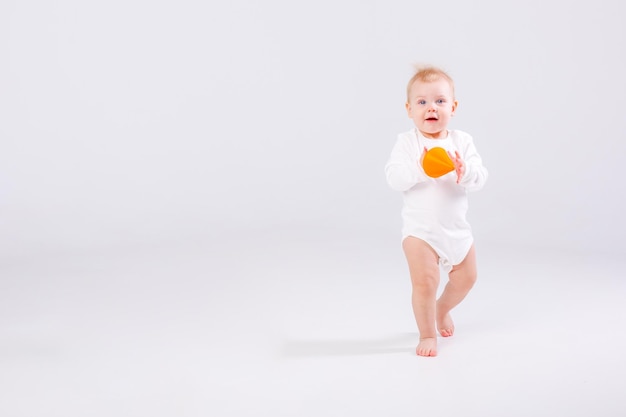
(426, 117), (438, 121)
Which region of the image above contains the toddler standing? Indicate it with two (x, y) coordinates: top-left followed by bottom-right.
(385, 66), (488, 356)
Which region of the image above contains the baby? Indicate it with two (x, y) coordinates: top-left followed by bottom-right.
(385, 66), (488, 356)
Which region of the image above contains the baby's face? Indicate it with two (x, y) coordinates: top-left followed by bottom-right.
(406, 78), (457, 139)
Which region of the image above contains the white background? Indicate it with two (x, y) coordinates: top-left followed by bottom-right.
(2, 0), (625, 259)
(2, 2), (626, 416)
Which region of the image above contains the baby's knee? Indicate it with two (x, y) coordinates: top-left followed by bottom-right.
(411, 270), (439, 290)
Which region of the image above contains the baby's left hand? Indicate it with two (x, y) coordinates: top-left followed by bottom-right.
(447, 150), (465, 184)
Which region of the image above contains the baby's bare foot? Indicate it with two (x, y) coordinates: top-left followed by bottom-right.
(437, 313), (455, 337)
(416, 337), (437, 357)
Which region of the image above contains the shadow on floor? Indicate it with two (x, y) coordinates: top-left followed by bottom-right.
(280, 333), (417, 358)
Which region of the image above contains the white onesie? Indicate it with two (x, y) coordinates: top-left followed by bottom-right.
(385, 129), (488, 271)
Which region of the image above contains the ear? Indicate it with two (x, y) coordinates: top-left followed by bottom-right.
(451, 100), (458, 116)
(405, 101), (411, 117)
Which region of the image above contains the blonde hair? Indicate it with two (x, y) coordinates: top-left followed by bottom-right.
(406, 65), (455, 101)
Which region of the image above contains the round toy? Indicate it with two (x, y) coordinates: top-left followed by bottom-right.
(422, 147), (455, 178)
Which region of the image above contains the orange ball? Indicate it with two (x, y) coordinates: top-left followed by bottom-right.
(422, 147), (455, 178)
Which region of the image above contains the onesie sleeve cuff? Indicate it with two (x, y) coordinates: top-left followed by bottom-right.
(459, 163), (488, 191)
(385, 161), (427, 191)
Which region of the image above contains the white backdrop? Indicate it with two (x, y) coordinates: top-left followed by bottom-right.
(1, 0), (625, 259)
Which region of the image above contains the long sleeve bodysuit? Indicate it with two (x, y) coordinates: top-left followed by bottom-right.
(385, 129), (488, 271)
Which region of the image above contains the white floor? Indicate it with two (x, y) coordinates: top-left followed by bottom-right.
(1, 230), (625, 417)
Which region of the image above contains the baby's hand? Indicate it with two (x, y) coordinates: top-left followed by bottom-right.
(447, 150), (465, 184)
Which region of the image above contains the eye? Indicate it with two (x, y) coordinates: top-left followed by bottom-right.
(436, 99), (446, 104)
(417, 100), (426, 105)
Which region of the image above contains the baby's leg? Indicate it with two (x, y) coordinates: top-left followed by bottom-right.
(402, 237), (440, 357)
(436, 245), (477, 337)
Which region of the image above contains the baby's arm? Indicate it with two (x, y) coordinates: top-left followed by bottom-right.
(385, 137), (428, 191)
(456, 137), (488, 191)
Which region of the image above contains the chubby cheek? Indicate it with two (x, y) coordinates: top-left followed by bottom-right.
(415, 111), (428, 122)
